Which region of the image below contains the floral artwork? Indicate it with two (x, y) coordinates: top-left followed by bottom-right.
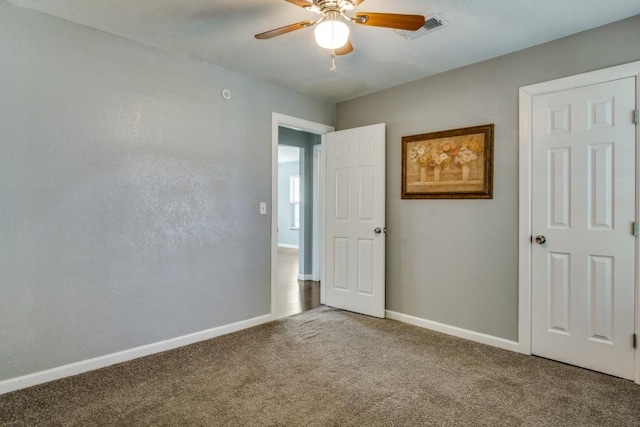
(401, 124), (493, 199)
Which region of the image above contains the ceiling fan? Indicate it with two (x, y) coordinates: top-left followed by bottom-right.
(255, 0), (425, 64)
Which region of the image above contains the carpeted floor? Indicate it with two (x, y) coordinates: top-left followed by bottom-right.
(1, 306), (639, 426)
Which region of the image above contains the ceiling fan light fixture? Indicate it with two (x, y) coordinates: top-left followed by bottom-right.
(314, 18), (350, 49)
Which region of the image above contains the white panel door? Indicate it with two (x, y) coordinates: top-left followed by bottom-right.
(531, 77), (636, 379)
(325, 123), (385, 318)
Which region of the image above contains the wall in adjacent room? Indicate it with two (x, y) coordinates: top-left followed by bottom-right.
(0, 2), (334, 381)
(336, 15), (640, 341)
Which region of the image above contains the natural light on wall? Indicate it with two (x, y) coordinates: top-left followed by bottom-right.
(289, 175), (300, 229)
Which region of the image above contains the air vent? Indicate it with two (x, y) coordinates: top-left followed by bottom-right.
(395, 13), (450, 40)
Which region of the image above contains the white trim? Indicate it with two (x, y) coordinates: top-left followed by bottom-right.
(386, 310), (519, 353)
(520, 61), (640, 96)
(277, 243), (299, 249)
(518, 60), (640, 384)
(298, 274), (313, 281)
(312, 144), (322, 282)
(272, 113), (334, 319)
(319, 143), (327, 305)
(0, 314), (272, 395)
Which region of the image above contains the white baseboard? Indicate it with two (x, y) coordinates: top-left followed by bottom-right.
(277, 243), (299, 249)
(386, 310), (519, 353)
(298, 274), (313, 280)
(0, 313), (273, 396)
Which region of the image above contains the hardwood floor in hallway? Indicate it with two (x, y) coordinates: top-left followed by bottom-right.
(277, 247), (321, 318)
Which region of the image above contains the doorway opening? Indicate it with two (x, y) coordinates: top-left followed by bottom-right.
(277, 141), (319, 317)
(271, 113), (334, 319)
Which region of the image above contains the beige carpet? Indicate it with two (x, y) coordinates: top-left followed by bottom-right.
(1, 306), (640, 426)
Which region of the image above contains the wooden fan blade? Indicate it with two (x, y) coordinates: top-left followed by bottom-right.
(284, 0), (315, 8)
(351, 0), (366, 6)
(334, 40), (354, 56)
(255, 20), (315, 39)
(355, 12), (425, 31)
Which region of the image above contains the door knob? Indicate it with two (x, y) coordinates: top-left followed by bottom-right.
(374, 227), (382, 234)
(535, 235), (546, 244)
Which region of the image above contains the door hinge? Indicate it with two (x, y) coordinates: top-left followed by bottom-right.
(633, 222), (639, 237)
(635, 109), (640, 125)
(634, 334), (637, 349)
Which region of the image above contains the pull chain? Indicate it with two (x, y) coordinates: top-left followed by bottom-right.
(330, 50), (337, 71)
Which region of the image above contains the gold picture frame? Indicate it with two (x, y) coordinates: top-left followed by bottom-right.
(401, 124), (494, 199)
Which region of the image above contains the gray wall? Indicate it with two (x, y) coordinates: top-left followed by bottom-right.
(0, 2), (334, 381)
(277, 161), (300, 248)
(336, 15), (640, 341)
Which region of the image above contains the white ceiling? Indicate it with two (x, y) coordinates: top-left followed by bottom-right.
(7, 0), (640, 102)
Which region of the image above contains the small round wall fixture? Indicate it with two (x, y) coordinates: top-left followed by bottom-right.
(221, 89), (231, 100)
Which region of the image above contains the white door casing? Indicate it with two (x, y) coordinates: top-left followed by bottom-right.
(325, 123), (386, 318)
(530, 77), (636, 380)
(271, 113), (334, 319)
(312, 144), (322, 283)
(519, 61), (640, 384)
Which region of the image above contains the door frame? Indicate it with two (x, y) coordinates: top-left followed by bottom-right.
(271, 113), (334, 319)
(312, 144), (322, 282)
(518, 60), (640, 384)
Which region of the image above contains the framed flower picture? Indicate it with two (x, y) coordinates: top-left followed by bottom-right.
(401, 124), (494, 199)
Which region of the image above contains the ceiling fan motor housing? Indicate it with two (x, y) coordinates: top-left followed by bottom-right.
(310, 0), (356, 14)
